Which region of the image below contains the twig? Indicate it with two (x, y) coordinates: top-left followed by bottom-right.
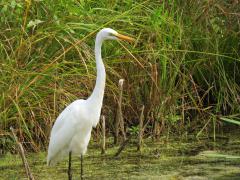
(10, 127), (35, 180)
(114, 135), (132, 157)
(137, 105), (145, 151)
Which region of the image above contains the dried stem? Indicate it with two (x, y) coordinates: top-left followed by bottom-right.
(10, 127), (35, 180)
(114, 79), (126, 144)
(137, 105), (145, 151)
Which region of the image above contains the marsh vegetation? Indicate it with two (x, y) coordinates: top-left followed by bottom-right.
(0, 0), (240, 179)
(1, 135), (240, 179)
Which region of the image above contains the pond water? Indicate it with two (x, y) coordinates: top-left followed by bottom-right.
(1, 135), (240, 179)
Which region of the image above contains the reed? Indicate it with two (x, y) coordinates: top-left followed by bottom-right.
(0, 0), (239, 151)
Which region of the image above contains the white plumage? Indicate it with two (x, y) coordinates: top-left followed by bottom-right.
(47, 28), (134, 172)
(47, 100), (92, 165)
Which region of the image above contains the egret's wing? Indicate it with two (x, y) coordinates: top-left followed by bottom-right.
(47, 108), (76, 166)
(47, 100), (87, 165)
(50, 106), (71, 136)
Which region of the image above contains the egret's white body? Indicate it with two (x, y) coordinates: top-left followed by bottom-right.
(47, 28), (133, 169)
(47, 100), (92, 165)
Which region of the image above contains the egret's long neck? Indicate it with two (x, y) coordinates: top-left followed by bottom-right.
(88, 37), (106, 106)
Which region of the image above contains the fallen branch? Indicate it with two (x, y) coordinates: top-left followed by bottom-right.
(114, 135), (132, 157)
(10, 127), (35, 180)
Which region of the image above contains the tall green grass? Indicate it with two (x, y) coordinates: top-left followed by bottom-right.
(0, 0), (239, 151)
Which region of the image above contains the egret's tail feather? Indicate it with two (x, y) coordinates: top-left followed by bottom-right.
(47, 152), (63, 166)
(47, 158), (57, 166)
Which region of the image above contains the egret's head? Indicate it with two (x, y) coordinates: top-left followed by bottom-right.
(97, 28), (134, 42)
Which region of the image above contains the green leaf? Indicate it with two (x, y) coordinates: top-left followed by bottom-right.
(1, 5), (8, 13)
(219, 117), (240, 126)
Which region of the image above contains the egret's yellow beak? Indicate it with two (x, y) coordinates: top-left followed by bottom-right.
(115, 33), (134, 42)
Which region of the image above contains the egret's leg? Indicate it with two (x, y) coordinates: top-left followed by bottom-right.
(68, 152), (72, 180)
(80, 154), (83, 179)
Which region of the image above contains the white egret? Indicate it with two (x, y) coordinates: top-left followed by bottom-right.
(47, 28), (134, 180)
